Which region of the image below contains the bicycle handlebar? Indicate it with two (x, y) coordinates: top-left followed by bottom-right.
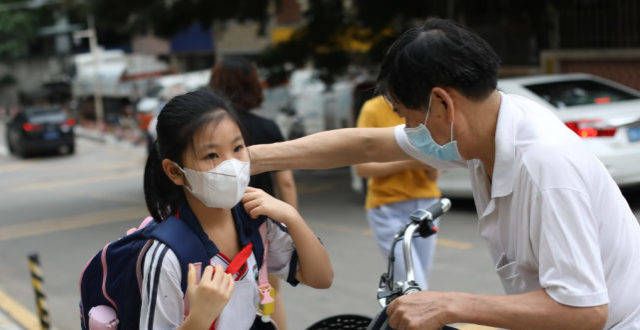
(410, 198), (451, 238)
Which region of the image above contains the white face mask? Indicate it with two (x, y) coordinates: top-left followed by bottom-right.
(176, 159), (250, 209)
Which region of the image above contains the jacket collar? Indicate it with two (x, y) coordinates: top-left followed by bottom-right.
(177, 203), (258, 257)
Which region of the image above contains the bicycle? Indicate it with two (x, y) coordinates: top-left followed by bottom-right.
(307, 198), (456, 330)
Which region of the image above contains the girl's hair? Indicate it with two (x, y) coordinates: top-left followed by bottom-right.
(144, 89), (243, 221)
(209, 56), (264, 113)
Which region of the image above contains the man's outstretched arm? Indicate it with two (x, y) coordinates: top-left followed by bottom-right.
(249, 127), (409, 175)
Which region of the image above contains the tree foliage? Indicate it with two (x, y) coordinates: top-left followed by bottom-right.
(90, 0), (270, 37)
(0, 7), (38, 59)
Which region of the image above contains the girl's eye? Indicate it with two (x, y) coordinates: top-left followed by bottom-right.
(234, 145), (245, 152)
(205, 153), (219, 160)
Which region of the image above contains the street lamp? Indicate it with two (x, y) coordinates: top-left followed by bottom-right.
(73, 16), (105, 131)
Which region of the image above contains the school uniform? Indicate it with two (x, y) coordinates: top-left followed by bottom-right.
(139, 204), (299, 330)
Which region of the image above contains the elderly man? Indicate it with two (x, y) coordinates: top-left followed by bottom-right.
(249, 18), (640, 330)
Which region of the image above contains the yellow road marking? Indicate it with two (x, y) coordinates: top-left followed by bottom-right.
(437, 238), (473, 250)
(13, 170), (141, 192)
(0, 286), (39, 330)
(313, 222), (473, 250)
(0, 206), (147, 242)
(0, 163), (29, 174)
(0, 159), (140, 175)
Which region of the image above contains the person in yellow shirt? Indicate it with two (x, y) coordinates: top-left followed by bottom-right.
(355, 95), (440, 289)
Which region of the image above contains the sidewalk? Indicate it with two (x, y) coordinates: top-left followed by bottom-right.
(75, 123), (146, 151)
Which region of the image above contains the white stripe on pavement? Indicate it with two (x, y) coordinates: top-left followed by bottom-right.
(0, 146), (7, 157)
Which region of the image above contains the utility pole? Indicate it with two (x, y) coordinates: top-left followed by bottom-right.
(73, 15), (104, 131)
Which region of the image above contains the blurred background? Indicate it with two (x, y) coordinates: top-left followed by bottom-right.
(1, 0), (640, 329)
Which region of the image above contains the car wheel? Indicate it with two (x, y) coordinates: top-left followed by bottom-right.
(58, 144), (74, 155)
(6, 136), (14, 154)
(15, 142), (28, 158)
(9, 132), (27, 158)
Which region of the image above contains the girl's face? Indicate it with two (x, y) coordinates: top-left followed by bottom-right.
(183, 115), (249, 171)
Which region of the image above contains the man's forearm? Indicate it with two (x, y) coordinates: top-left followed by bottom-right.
(249, 127), (408, 174)
(453, 290), (607, 330)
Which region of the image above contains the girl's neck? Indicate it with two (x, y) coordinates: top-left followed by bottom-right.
(185, 195), (235, 233)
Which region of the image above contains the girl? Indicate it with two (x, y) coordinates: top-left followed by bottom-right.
(141, 89), (333, 329)
(210, 56), (298, 330)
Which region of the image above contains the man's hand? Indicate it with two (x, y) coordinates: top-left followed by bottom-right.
(387, 291), (459, 330)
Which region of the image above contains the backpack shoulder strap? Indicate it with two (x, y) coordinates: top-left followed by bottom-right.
(146, 217), (209, 292)
(257, 222), (269, 287)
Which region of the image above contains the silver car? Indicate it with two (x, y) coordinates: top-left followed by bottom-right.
(439, 73), (640, 197)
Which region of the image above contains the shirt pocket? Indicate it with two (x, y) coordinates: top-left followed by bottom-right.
(495, 253), (526, 294)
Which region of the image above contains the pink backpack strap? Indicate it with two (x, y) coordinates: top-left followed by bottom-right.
(258, 222), (270, 287)
(257, 222), (275, 322)
(126, 216), (154, 235)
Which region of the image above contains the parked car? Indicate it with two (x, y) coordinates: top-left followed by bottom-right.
(438, 73), (640, 197)
(5, 107), (76, 157)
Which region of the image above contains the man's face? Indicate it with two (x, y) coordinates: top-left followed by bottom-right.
(388, 97), (453, 147)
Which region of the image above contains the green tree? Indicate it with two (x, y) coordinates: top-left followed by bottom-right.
(0, 7), (38, 59)
(90, 0), (270, 37)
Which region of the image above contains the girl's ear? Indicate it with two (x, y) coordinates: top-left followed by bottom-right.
(162, 159), (185, 186)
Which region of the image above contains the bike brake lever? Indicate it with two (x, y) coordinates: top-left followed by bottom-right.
(418, 219), (439, 237)
(376, 288), (402, 304)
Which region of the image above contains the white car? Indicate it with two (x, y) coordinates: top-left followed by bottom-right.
(439, 73), (640, 197)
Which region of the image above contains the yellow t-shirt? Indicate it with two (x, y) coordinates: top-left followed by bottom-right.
(356, 96), (441, 209)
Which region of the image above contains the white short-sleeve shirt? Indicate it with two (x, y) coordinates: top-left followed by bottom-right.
(395, 92), (640, 329)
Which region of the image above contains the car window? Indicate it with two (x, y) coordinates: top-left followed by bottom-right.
(524, 79), (639, 108)
(26, 109), (66, 123)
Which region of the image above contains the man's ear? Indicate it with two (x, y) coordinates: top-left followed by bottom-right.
(432, 87), (455, 122)
(162, 159), (185, 186)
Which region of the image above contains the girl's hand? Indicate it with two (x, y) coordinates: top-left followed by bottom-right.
(242, 187), (298, 225)
(183, 264), (234, 329)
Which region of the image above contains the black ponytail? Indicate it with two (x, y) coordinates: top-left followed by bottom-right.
(143, 141), (183, 221)
(143, 89), (242, 221)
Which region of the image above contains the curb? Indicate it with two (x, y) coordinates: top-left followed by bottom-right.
(73, 126), (106, 143)
(75, 127), (146, 152)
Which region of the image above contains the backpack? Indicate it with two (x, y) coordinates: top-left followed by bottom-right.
(79, 206), (270, 330)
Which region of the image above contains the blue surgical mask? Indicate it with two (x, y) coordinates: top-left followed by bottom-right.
(403, 95), (462, 162)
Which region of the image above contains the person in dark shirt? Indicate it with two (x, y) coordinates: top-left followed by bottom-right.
(209, 56), (297, 330)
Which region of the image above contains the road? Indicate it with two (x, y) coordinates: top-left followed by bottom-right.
(0, 124), (639, 329)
